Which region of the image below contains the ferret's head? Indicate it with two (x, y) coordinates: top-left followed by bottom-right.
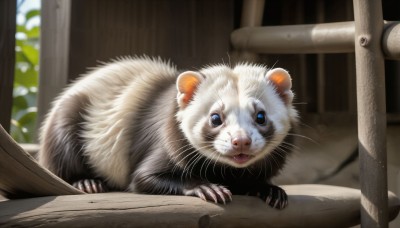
(176, 64), (298, 168)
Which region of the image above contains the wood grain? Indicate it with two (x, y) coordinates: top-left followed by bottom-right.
(0, 125), (82, 198)
(0, 185), (399, 227)
(353, 0), (388, 227)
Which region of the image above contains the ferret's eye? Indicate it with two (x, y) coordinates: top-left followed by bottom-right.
(255, 111), (266, 125)
(210, 113), (223, 127)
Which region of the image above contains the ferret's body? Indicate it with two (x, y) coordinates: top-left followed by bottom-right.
(39, 57), (298, 208)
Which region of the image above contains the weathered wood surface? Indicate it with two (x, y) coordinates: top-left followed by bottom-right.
(0, 185), (399, 227)
(353, 0), (388, 227)
(0, 125), (83, 198)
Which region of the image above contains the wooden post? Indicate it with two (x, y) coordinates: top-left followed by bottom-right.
(238, 0), (265, 62)
(316, 0), (325, 113)
(240, 0), (265, 27)
(37, 0), (72, 129)
(353, 0), (388, 227)
(0, 0), (16, 132)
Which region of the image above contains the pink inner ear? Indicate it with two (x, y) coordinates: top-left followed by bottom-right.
(177, 72), (202, 106)
(182, 88), (195, 104)
(179, 76), (200, 95)
(267, 69), (292, 94)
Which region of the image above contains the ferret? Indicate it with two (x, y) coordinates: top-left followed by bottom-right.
(38, 56), (298, 209)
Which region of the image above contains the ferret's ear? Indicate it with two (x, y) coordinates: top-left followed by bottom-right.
(266, 68), (294, 104)
(176, 71), (203, 108)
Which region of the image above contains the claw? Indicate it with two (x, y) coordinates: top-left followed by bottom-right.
(84, 179), (93, 193)
(72, 179), (107, 193)
(200, 185), (218, 203)
(220, 186), (233, 202)
(183, 183), (232, 204)
(258, 185), (288, 210)
(210, 185), (226, 204)
(265, 195), (272, 205)
(195, 188), (207, 201)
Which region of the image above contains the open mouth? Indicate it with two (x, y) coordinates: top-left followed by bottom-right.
(231, 153), (253, 164)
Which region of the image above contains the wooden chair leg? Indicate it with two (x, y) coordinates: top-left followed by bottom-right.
(353, 0), (388, 227)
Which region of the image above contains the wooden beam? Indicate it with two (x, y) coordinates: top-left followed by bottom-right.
(353, 0), (388, 227)
(1, 185), (399, 227)
(0, 0), (17, 132)
(232, 22), (355, 54)
(231, 21), (400, 59)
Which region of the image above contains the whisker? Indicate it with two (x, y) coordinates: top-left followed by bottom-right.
(286, 133), (317, 144)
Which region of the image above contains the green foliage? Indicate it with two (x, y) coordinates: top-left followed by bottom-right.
(11, 7), (40, 143)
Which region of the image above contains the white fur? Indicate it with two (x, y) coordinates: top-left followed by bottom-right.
(60, 57), (177, 188)
(177, 63), (298, 168)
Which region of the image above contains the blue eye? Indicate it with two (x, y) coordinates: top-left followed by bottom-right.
(210, 113), (223, 127)
(255, 111), (266, 125)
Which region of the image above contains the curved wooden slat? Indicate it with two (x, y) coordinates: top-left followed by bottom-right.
(0, 125), (83, 198)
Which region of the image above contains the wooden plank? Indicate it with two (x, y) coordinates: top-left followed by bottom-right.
(353, 0), (388, 227)
(0, 125), (83, 198)
(1, 185), (399, 227)
(0, 0), (16, 132)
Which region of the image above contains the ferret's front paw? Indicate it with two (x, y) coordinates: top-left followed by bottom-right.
(183, 183), (232, 204)
(72, 179), (108, 193)
(259, 185), (288, 209)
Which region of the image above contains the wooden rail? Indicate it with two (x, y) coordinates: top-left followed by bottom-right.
(231, 21), (400, 59)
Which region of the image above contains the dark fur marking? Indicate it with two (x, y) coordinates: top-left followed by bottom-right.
(201, 123), (219, 143)
(259, 117), (275, 140)
(40, 94), (96, 184)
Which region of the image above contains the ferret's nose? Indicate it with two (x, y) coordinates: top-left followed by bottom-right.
(231, 136), (252, 151)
